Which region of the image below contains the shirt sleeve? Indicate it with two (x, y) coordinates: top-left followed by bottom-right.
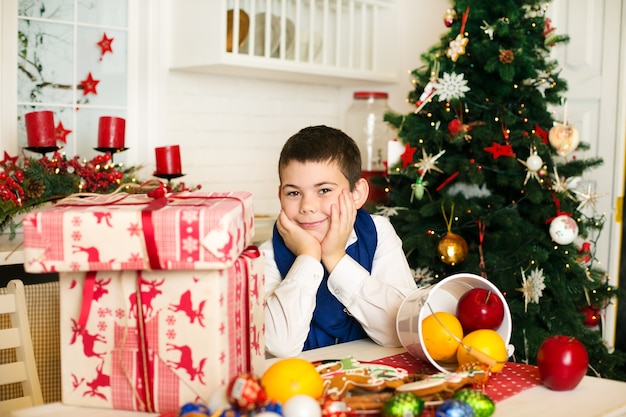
(327, 215), (417, 347)
(260, 239), (325, 358)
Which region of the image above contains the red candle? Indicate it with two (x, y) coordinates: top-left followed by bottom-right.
(25, 110), (56, 147)
(155, 145), (182, 174)
(98, 116), (126, 148)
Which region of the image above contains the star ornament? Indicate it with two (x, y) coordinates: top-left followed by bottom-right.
(1, 151), (18, 167)
(446, 34), (469, 62)
(571, 182), (606, 213)
(400, 143), (417, 169)
(55, 121), (72, 144)
(550, 166), (576, 200)
(81, 72), (100, 96)
(517, 267), (546, 312)
(415, 148), (445, 179)
(97, 33), (114, 60)
(480, 20), (496, 40)
(517, 149), (543, 185)
(484, 142), (515, 159)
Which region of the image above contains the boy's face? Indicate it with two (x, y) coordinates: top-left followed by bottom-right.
(278, 160), (352, 243)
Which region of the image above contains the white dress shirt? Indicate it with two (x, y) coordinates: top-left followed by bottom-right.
(260, 215), (417, 358)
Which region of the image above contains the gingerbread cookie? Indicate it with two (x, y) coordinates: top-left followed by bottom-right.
(315, 357), (409, 397)
(395, 369), (488, 397)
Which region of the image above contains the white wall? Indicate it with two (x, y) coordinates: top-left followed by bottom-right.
(156, 0), (449, 217)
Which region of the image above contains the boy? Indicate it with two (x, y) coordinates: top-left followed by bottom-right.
(260, 125), (417, 358)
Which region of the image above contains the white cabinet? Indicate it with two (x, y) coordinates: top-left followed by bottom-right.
(169, 0), (399, 85)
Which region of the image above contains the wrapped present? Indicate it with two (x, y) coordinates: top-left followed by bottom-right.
(21, 191), (265, 412)
(22, 191), (254, 273)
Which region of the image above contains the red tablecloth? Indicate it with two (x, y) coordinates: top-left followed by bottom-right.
(370, 352), (542, 403)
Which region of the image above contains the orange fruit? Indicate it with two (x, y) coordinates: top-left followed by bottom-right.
(421, 311), (464, 363)
(456, 329), (508, 373)
(261, 357), (324, 403)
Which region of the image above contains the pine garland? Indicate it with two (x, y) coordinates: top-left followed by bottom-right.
(0, 152), (139, 239)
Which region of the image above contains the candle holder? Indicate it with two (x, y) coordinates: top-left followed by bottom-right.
(24, 145), (63, 155)
(94, 147), (129, 154)
(153, 172), (186, 181)
(94, 147), (129, 162)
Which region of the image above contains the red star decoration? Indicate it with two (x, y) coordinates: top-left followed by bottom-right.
(1, 151), (18, 167)
(80, 72), (100, 96)
(55, 121), (72, 144)
(97, 33), (114, 60)
(533, 124), (549, 144)
(400, 143), (417, 169)
(484, 142), (516, 159)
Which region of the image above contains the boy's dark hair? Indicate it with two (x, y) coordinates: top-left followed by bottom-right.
(278, 125), (362, 189)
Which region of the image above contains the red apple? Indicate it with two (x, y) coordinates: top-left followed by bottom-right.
(537, 335), (589, 391)
(456, 288), (505, 333)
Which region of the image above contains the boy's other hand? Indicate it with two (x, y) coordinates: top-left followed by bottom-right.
(321, 189), (355, 272)
(276, 210), (322, 260)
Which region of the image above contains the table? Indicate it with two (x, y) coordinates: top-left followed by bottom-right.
(10, 339), (626, 417)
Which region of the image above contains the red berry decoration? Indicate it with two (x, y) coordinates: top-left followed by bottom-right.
(456, 288), (505, 333)
(537, 335), (589, 391)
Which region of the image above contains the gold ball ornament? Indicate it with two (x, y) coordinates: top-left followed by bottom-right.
(437, 232), (468, 265)
(549, 123), (580, 156)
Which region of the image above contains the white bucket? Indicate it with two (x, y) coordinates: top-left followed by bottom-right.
(396, 273), (513, 373)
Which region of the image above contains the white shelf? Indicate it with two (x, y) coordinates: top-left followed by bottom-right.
(169, 0), (399, 85)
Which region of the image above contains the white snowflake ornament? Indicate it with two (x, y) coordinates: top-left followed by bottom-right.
(374, 206), (407, 217)
(517, 267), (546, 312)
(412, 267), (436, 286)
(434, 72), (470, 102)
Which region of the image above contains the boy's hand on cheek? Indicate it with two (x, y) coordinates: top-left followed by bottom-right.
(321, 190), (356, 272)
(276, 210), (322, 260)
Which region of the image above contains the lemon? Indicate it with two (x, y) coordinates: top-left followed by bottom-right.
(421, 311), (464, 363)
(457, 329), (508, 373)
(261, 357), (324, 404)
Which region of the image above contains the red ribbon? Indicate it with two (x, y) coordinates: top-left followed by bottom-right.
(546, 193), (571, 223)
(77, 271), (97, 331)
(436, 171), (460, 192)
(134, 270), (155, 412)
(140, 196), (169, 270)
(459, 6), (470, 35)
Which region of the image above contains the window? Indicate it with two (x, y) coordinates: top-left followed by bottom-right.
(16, 0), (128, 159)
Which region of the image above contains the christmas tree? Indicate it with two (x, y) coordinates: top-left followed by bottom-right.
(382, 0), (626, 380)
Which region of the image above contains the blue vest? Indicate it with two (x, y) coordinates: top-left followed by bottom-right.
(272, 208), (378, 350)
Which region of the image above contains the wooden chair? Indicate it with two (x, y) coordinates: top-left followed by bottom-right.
(0, 279), (44, 416)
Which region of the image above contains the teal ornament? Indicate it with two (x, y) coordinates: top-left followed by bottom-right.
(453, 389), (495, 417)
(382, 392), (424, 417)
(436, 399), (474, 417)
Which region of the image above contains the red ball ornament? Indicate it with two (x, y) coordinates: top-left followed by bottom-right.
(444, 8), (457, 27)
(580, 306), (600, 327)
(226, 373), (267, 411)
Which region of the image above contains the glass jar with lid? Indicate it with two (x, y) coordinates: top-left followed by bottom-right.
(344, 91), (395, 205)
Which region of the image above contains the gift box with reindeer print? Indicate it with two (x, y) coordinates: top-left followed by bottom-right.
(22, 191), (264, 412)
